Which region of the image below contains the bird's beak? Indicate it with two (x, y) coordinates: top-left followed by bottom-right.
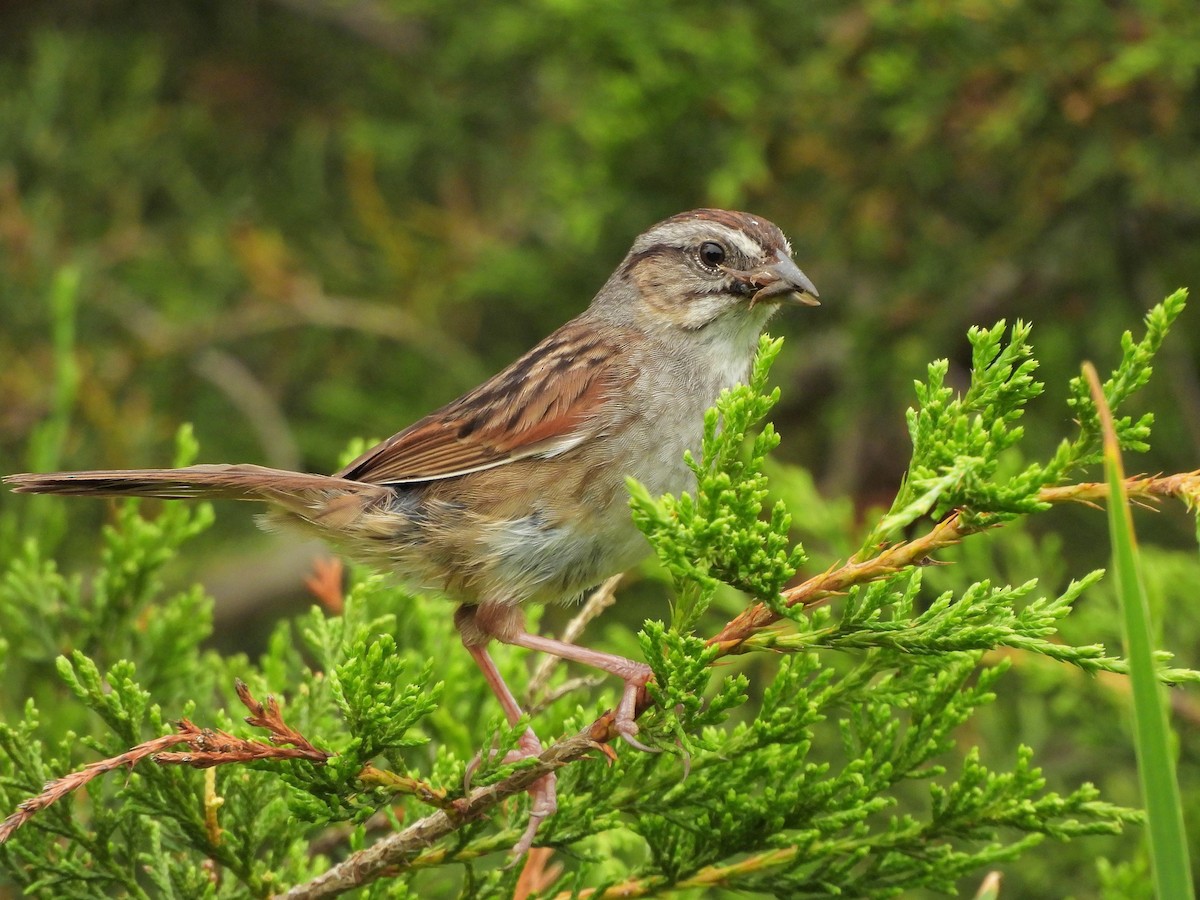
(750, 254), (820, 307)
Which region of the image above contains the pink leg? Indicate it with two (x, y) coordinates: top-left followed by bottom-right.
(499, 631), (656, 752)
(464, 643), (557, 856)
(466, 643), (529, 727)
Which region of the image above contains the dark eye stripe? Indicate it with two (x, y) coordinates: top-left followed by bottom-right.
(619, 243), (674, 276)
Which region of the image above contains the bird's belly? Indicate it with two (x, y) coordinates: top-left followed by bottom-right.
(473, 510), (648, 606)
(329, 479), (654, 608)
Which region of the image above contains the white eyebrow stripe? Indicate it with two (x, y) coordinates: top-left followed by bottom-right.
(719, 225), (770, 259)
(640, 221), (773, 260)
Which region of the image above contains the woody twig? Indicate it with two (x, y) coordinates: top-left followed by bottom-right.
(0, 680), (330, 843)
(707, 471), (1200, 656)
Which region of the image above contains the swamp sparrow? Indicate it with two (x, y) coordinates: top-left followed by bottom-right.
(6, 208), (819, 852)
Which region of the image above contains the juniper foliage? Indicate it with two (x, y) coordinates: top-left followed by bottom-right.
(0, 293), (1195, 898)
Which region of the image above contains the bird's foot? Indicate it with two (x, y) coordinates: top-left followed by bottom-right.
(463, 725), (557, 858)
(612, 663), (659, 753)
(507, 727), (557, 858)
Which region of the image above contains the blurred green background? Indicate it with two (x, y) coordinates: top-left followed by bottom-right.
(0, 1), (1198, 893)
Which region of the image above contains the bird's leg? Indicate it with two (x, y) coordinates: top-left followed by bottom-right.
(456, 606), (556, 857)
(498, 631), (656, 752)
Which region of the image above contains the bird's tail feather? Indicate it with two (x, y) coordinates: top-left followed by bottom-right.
(3, 464), (387, 505)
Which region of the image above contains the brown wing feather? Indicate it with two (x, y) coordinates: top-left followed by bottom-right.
(337, 322), (629, 485)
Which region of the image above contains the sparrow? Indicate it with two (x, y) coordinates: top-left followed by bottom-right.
(5, 208), (819, 852)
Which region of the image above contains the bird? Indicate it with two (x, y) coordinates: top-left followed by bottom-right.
(5, 208), (819, 852)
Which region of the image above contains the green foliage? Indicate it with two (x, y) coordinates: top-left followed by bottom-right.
(635, 621), (748, 755)
(630, 335), (804, 630)
(875, 319), (1047, 539)
(868, 289), (1190, 548)
(4, 295), (1195, 897)
(1054, 289), (1190, 476)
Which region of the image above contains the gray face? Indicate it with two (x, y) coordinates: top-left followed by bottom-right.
(611, 209), (812, 333)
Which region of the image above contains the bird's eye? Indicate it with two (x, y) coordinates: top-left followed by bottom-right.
(698, 241), (726, 268)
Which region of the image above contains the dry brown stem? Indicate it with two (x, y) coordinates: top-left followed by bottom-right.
(707, 471), (1200, 657)
(0, 731), (191, 843)
(0, 681), (330, 843)
(277, 726), (611, 899)
(708, 512), (972, 655)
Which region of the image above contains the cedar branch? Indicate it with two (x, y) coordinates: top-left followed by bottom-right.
(707, 472), (1199, 655)
(0, 682), (330, 843)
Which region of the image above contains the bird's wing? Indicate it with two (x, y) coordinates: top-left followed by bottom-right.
(336, 324), (631, 485)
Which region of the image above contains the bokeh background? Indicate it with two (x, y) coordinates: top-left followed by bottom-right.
(1, 1), (1198, 893)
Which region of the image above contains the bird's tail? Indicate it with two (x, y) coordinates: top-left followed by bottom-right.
(3, 464), (390, 513)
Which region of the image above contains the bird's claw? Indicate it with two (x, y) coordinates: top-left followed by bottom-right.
(612, 666), (661, 753)
(509, 769), (556, 860)
(614, 718), (657, 753)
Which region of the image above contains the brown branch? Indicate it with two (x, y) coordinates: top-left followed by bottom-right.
(707, 471), (1200, 657)
(277, 725), (613, 899)
(150, 719), (329, 767)
(1039, 471), (1200, 508)
(708, 512), (972, 655)
(0, 681), (330, 844)
(0, 730), (192, 843)
(308, 809), (396, 858)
